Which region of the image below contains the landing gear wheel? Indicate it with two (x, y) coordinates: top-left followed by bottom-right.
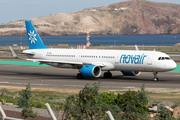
(77, 73), (84, 79)
(153, 72), (159, 82)
(153, 77), (159, 82)
(104, 71), (112, 78)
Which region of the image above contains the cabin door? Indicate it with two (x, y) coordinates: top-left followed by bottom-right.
(115, 54), (119, 64)
(147, 54), (153, 65)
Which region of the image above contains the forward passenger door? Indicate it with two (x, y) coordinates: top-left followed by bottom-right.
(147, 54), (153, 65)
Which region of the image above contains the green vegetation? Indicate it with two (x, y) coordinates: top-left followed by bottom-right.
(21, 107), (37, 119)
(18, 83), (32, 108)
(62, 83), (149, 120)
(156, 106), (176, 120)
(0, 83), (180, 119)
(18, 83), (37, 119)
(63, 83), (108, 119)
(0, 87), (69, 109)
(0, 98), (6, 105)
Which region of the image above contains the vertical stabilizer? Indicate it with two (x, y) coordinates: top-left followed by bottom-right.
(25, 21), (48, 49)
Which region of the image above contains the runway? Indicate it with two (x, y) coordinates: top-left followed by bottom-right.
(0, 64), (180, 90)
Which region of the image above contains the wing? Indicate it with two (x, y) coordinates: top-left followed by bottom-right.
(25, 59), (115, 70)
(26, 59), (83, 65)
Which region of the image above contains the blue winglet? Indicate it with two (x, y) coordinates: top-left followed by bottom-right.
(25, 21), (48, 49)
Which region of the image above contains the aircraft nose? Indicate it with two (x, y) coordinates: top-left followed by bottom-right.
(169, 61), (177, 70)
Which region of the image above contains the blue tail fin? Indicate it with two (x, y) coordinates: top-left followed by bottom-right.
(25, 21), (48, 49)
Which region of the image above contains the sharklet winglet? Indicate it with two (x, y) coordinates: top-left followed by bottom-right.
(9, 46), (18, 58)
(135, 45), (139, 51)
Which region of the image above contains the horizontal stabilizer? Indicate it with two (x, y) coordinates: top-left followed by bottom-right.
(21, 51), (34, 55)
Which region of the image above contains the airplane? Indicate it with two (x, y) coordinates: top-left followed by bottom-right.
(11, 21), (177, 81)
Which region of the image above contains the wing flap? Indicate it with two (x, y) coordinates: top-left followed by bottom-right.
(26, 59), (109, 67)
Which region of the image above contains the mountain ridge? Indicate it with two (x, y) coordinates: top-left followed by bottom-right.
(0, 0), (180, 36)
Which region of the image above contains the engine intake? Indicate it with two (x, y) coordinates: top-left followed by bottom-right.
(81, 65), (101, 78)
(121, 71), (141, 76)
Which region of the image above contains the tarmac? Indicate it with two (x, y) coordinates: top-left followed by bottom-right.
(0, 61), (179, 89)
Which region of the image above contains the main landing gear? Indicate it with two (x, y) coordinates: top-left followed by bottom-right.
(77, 73), (84, 79)
(104, 71), (112, 78)
(153, 72), (159, 82)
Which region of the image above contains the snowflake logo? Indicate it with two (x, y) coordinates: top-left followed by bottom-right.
(28, 30), (37, 44)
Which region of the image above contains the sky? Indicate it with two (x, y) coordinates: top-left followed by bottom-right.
(0, 0), (180, 24)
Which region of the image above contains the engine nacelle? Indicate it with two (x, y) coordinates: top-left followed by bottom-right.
(81, 65), (101, 78)
(121, 71), (141, 76)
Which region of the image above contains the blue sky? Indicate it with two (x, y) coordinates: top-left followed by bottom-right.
(0, 0), (180, 24)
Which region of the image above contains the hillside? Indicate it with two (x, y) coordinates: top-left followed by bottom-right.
(0, 0), (180, 36)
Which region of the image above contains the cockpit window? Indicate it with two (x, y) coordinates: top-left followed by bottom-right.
(165, 57), (170, 60)
(158, 57), (171, 60)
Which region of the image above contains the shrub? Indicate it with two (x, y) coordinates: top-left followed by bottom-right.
(0, 98), (6, 105)
(115, 91), (138, 111)
(18, 83), (32, 108)
(114, 84), (149, 119)
(62, 83), (149, 120)
(100, 92), (116, 105)
(62, 83), (111, 120)
(155, 106), (175, 120)
(18, 83), (37, 119)
(21, 108), (37, 119)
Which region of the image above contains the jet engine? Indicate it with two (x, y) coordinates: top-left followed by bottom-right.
(121, 71), (141, 76)
(81, 65), (101, 78)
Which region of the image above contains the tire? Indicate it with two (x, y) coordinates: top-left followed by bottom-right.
(77, 73), (84, 79)
(104, 72), (112, 78)
(153, 77), (159, 82)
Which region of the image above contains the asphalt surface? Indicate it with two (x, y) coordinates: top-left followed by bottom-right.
(0, 63), (180, 90)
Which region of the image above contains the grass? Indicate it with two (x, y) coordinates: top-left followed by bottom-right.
(0, 88), (74, 109)
(146, 91), (180, 108)
(107, 89), (180, 108)
(0, 61), (50, 67)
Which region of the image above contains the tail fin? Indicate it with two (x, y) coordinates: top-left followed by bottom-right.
(25, 21), (48, 49)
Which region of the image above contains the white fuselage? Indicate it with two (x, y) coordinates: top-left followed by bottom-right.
(23, 48), (177, 72)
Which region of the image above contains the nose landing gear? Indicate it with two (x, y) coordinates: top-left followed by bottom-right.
(153, 72), (159, 81)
